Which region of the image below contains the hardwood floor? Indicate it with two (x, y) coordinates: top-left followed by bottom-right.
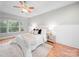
(47, 41), (79, 57)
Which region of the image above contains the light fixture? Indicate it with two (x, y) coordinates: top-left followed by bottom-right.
(48, 24), (57, 30)
(13, 1), (34, 13)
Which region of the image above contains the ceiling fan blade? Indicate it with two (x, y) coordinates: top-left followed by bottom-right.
(13, 1), (34, 13)
(29, 7), (34, 9)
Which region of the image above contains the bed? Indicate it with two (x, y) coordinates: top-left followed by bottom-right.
(0, 28), (47, 57)
(0, 36), (32, 57)
(19, 28), (47, 51)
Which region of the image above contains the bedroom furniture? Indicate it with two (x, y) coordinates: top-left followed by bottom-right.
(0, 43), (23, 57)
(20, 33), (46, 51)
(0, 35), (32, 57)
(47, 32), (56, 43)
(0, 27), (47, 57)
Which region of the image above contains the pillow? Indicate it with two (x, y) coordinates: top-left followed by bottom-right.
(33, 30), (38, 35)
(0, 36), (15, 46)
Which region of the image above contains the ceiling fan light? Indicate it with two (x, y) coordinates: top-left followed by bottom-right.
(22, 9), (28, 13)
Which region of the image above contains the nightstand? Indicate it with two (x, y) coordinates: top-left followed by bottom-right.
(47, 32), (56, 43)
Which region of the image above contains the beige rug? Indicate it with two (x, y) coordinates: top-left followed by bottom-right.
(32, 43), (53, 57)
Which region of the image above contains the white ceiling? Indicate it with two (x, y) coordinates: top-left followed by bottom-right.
(0, 1), (76, 18)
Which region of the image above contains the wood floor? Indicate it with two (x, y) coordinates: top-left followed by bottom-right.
(47, 41), (79, 57)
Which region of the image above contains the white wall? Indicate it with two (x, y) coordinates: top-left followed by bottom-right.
(53, 2), (79, 48)
(54, 25), (79, 48)
(30, 2), (79, 25)
(30, 2), (79, 48)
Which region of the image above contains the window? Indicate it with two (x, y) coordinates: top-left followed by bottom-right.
(0, 20), (24, 33)
(0, 21), (7, 33)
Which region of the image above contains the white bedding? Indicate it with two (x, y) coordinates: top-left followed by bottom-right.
(20, 33), (45, 51)
(32, 43), (53, 57)
(0, 36), (32, 57)
(0, 44), (23, 57)
(0, 28), (47, 57)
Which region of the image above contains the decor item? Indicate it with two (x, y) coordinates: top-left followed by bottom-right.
(13, 1), (34, 13)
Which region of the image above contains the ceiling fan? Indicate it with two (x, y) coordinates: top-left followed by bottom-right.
(13, 1), (34, 13)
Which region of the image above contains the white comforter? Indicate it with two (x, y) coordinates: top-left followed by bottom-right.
(0, 44), (23, 57)
(0, 35), (32, 57)
(20, 33), (44, 51)
(0, 31), (47, 57)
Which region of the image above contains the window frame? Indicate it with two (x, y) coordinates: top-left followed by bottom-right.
(0, 20), (24, 33)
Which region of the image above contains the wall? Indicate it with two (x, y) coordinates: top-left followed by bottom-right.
(30, 2), (79, 25)
(53, 2), (79, 48)
(30, 2), (79, 48)
(54, 25), (79, 48)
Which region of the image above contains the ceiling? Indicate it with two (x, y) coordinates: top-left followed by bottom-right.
(0, 1), (76, 18)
